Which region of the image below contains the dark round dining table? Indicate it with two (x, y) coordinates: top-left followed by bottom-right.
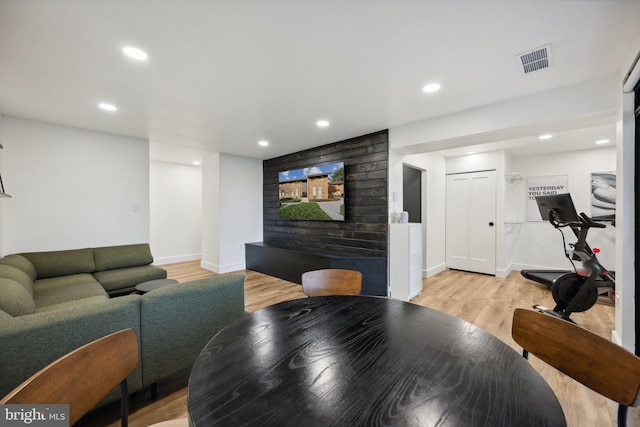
(188, 296), (566, 426)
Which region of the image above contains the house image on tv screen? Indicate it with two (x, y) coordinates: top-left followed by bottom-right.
(278, 162), (345, 221)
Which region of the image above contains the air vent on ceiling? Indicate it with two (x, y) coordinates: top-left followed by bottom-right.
(517, 44), (552, 74)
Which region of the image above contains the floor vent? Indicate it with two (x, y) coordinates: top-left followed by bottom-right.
(517, 44), (552, 74)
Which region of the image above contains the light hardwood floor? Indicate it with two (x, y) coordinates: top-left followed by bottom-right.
(80, 261), (636, 427)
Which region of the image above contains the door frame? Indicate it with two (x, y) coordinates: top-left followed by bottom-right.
(402, 163), (424, 224)
(445, 169), (497, 275)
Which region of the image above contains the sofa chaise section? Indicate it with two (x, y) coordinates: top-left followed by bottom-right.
(92, 244), (167, 296)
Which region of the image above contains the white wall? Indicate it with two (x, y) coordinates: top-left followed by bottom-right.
(218, 154), (263, 272)
(616, 94), (636, 351)
(509, 147), (617, 271)
(201, 152), (220, 271)
(150, 160), (202, 264)
(1, 117), (149, 254)
(201, 153), (263, 273)
(503, 152), (518, 273)
(614, 31), (640, 351)
(388, 149), (405, 223)
(0, 114), (4, 257)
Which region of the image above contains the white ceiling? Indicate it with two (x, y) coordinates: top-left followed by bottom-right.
(436, 122), (618, 159)
(1, 1), (639, 163)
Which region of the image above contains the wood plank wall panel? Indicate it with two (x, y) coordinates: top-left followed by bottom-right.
(263, 130), (389, 257)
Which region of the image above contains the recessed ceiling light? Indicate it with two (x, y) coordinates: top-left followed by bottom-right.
(258, 140), (269, 147)
(538, 134), (553, 140)
(192, 161), (201, 166)
(595, 139), (610, 145)
(122, 46), (148, 61)
(98, 102), (117, 112)
(466, 151), (476, 155)
(316, 120), (330, 128)
(422, 83), (441, 93)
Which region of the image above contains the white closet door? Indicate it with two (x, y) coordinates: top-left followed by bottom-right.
(445, 175), (471, 271)
(446, 171), (496, 275)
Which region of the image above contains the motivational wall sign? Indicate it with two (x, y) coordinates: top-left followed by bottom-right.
(526, 174), (568, 221)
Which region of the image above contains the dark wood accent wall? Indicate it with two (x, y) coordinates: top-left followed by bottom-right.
(262, 130), (389, 257)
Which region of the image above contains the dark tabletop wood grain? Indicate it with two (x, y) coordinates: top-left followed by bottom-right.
(188, 296), (566, 427)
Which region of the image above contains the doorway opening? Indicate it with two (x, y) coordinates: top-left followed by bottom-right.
(403, 164), (422, 223)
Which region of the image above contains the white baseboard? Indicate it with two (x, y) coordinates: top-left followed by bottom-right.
(612, 329), (621, 346)
(219, 262), (246, 274)
(425, 263), (446, 278)
(423, 263), (542, 279)
(510, 262), (570, 271)
(200, 260), (246, 274)
(496, 263), (513, 279)
(154, 253), (202, 265)
(200, 260), (218, 273)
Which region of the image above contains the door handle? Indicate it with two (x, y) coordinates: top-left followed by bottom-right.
(489, 222), (494, 227)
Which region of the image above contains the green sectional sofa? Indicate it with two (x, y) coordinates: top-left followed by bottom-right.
(0, 244), (246, 405)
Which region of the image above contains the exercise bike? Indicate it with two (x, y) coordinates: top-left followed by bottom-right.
(530, 194), (615, 321)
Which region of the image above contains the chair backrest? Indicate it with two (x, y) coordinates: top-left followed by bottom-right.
(512, 308), (640, 407)
(0, 329), (138, 426)
(301, 269), (362, 297)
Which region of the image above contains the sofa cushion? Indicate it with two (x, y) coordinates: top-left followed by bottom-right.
(33, 273), (101, 293)
(33, 274), (108, 312)
(21, 248), (96, 279)
(0, 278), (36, 316)
(0, 309), (12, 321)
(0, 264), (34, 297)
(94, 265), (167, 294)
(93, 244), (154, 272)
(0, 254), (38, 282)
(35, 296), (110, 313)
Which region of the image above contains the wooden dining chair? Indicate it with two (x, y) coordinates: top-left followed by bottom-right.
(0, 329), (139, 427)
(301, 269), (362, 297)
(1, 328), (189, 427)
(512, 308), (640, 427)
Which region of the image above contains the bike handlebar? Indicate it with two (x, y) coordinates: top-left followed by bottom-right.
(548, 210), (607, 229)
(579, 212), (606, 228)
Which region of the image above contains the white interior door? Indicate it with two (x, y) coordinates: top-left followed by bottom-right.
(446, 171), (496, 275)
(445, 175), (470, 271)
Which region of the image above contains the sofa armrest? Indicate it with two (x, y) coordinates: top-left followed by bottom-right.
(139, 274), (245, 387)
(0, 296), (143, 399)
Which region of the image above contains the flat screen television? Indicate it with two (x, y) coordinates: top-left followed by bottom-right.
(536, 193), (580, 223)
(278, 161), (345, 221)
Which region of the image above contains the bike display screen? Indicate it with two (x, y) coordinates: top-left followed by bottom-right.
(536, 193), (580, 223)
